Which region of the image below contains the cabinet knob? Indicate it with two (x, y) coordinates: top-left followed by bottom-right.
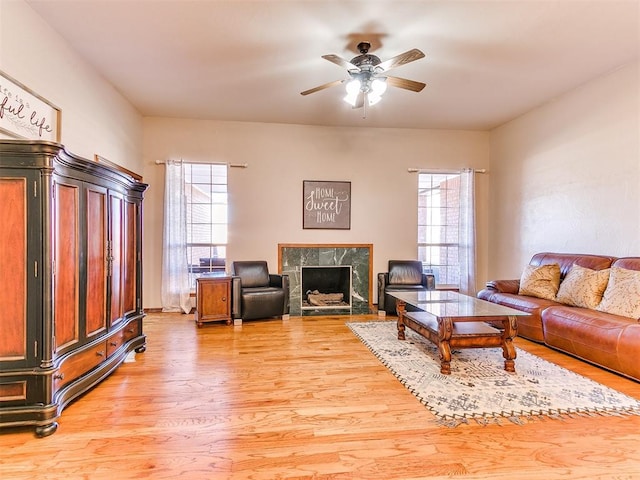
(109, 341), (118, 347)
(222, 297), (226, 301)
(96, 351), (105, 357)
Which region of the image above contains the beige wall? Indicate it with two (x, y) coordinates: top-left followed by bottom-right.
(0, 0), (143, 172)
(10, 0), (636, 311)
(142, 119), (491, 308)
(488, 61), (640, 279)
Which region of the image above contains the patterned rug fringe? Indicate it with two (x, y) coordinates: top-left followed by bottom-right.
(429, 407), (640, 429)
(474, 417), (490, 426)
(438, 410), (640, 428)
(508, 416), (526, 425)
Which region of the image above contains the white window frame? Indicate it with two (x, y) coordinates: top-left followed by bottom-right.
(417, 171), (462, 290)
(184, 162), (228, 287)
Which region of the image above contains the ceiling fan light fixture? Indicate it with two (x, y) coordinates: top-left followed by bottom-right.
(371, 77), (387, 96)
(343, 78), (361, 106)
(367, 92), (383, 106)
(367, 77), (387, 106)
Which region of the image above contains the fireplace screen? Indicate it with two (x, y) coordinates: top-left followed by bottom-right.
(301, 266), (352, 310)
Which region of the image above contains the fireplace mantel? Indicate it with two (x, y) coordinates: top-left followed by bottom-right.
(278, 243), (373, 316)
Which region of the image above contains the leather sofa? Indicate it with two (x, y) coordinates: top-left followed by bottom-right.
(377, 260), (436, 315)
(478, 252), (640, 382)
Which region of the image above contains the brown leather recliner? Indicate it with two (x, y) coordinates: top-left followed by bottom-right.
(231, 261), (290, 321)
(377, 260), (436, 315)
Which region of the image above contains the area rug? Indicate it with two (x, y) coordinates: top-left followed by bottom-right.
(347, 321), (640, 427)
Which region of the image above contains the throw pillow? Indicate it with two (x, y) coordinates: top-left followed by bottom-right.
(555, 264), (610, 309)
(596, 267), (640, 319)
(518, 263), (561, 301)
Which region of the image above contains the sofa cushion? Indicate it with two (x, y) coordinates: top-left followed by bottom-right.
(529, 252), (615, 279)
(232, 261), (270, 288)
(385, 284), (428, 292)
(518, 263), (561, 300)
(617, 324), (640, 380)
(482, 292), (562, 342)
(542, 305), (630, 373)
(612, 257), (640, 272)
(555, 264), (610, 309)
(241, 287), (286, 320)
(388, 260), (423, 285)
(596, 267), (640, 319)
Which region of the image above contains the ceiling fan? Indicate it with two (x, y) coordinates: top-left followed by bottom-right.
(301, 41), (426, 109)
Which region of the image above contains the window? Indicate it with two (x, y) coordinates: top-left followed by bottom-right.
(417, 172), (461, 289)
(184, 163), (228, 287)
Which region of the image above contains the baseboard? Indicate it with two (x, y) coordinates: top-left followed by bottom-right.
(143, 307), (195, 314)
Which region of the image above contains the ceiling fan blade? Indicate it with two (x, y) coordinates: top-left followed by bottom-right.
(377, 48), (425, 72)
(385, 76), (426, 92)
(300, 79), (344, 96)
(322, 54), (359, 71)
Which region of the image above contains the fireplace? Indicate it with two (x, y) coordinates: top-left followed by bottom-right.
(278, 243), (373, 316)
(301, 266), (352, 311)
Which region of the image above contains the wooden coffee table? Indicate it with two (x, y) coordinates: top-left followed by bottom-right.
(390, 291), (530, 375)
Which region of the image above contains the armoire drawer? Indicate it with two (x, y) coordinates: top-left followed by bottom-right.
(122, 321), (140, 342)
(107, 330), (124, 357)
(0, 378), (28, 406)
(53, 342), (107, 391)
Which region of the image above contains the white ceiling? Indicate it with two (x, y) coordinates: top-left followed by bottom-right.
(26, 0), (639, 131)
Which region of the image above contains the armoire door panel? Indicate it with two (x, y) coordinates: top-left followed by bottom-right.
(109, 192), (124, 326)
(123, 200), (137, 315)
(86, 187), (107, 336)
(0, 178), (27, 360)
(54, 182), (80, 351)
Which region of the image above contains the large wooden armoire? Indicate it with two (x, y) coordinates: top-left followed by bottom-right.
(0, 140), (147, 436)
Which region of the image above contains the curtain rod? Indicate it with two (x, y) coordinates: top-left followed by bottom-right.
(155, 159), (248, 168)
(407, 168), (487, 173)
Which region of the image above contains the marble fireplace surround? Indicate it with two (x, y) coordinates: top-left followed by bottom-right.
(278, 244), (373, 316)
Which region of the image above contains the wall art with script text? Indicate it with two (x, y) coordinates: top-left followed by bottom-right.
(0, 70), (61, 142)
(303, 180), (351, 229)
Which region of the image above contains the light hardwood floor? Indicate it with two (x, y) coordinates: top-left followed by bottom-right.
(2, 312), (640, 480)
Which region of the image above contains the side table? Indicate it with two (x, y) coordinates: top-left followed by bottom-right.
(195, 275), (232, 327)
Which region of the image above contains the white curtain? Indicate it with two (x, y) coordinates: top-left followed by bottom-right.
(459, 168), (477, 295)
(161, 160), (191, 313)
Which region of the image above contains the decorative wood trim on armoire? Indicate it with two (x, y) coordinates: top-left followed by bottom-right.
(0, 140), (147, 437)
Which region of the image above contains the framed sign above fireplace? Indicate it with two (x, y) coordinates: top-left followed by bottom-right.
(303, 180), (351, 229)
